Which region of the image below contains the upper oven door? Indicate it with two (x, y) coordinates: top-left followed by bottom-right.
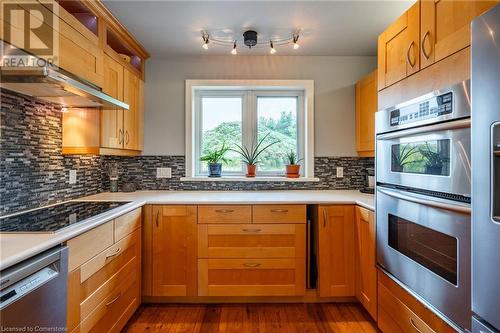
(376, 119), (471, 199)
(376, 187), (471, 331)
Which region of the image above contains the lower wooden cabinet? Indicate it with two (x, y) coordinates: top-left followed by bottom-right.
(378, 270), (456, 333)
(317, 205), (355, 297)
(151, 205), (197, 297)
(66, 208), (142, 333)
(198, 258), (305, 296)
(355, 206), (377, 319)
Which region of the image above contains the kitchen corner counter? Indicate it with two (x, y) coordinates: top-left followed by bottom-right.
(0, 190), (373, 270)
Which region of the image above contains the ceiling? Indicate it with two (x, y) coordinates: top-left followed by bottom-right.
(102, 0), (415, 57)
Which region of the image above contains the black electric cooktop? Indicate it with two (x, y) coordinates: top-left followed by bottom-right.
(0, 201), (131, 233)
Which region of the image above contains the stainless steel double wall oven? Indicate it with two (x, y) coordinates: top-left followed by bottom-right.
(375, 81), (472, 331)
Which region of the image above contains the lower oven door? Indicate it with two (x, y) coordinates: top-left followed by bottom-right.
(376, 119), (471, 199)
(376, 186), (471, 330)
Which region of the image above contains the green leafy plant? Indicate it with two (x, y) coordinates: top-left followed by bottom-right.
(232, 133), (280, 165)
(285, 150), (303, 165)
(200, 142), (230, 164)
(391, 143), (420, 172)
(418, 143), (449, 169)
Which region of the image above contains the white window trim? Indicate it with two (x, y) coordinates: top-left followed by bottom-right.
(185, 80), (315, 179)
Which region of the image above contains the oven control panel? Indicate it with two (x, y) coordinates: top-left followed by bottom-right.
(390, 92), (453, 127)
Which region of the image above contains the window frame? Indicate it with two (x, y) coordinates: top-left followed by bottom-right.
(186, 80), (315, 179)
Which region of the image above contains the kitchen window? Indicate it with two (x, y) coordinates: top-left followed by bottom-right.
(185, 80), (315, 179)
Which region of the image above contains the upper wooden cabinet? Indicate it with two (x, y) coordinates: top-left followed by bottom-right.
(123, 68), (143, 151)
(317, 205), (355, 297)
(355, 206), (377, 320)
(355, 70), (377, 157)
(150, 206), (198, 297)
(420, 1), (497, 69)
(378, 2), (420, 90)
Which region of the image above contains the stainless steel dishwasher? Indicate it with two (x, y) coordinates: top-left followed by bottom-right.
(0, 246), (68, 331)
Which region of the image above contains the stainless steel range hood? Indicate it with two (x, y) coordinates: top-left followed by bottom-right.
(0, 42), (128, 109)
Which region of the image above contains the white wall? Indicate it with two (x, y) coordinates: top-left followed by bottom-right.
(143, 55), (376, 156)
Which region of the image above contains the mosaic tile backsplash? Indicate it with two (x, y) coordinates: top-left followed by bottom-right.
(1, 90), (374, 215)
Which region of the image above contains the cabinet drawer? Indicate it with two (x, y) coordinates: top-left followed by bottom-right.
(114, 208), (141, 242)
(377, 271), (456, 333)
(198, 224), (306, 258)
(80, 229), (140, 287)
(67, 222), (114, 272)
(252, 205), (306, 224)
(198, 258), (305, 296)
(80, 276), (139, 333)
(198, 205), (252, 224)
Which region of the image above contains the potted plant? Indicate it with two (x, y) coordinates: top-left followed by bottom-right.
(418, 143), (449, 175)
(233, 133), (279, 177)
(284, 150), (303, 178)
(200, 143), (230, 177)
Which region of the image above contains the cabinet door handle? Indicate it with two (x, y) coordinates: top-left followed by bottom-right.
(118, 129), (123, 144)
(323, 209), (328, 228)
(421, 31), (431, 60)
(105, 293), (121, 306)
(243, 263), (261, 268)
(409, 318), (424, 333)
(270, 209), (288, 213)
(155, 209), (160, 228)
(125, 131), (130, 145)
(242, 228), (262, 233)
(406, 41), (416, 68)
(215, 209), (234, 213)
(105, 247), (121, 259)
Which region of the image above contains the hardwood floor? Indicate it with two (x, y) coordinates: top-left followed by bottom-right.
(122, 303), (379, 333)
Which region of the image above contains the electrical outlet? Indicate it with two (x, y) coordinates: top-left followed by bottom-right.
(336, 167), (344, 178)
(156, 167), (172, 179)
(69, 169), (77, 184)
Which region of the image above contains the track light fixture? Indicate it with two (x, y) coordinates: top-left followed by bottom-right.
(293, 34), (300, 50)
(202, 33), (209, 50)
(270, 41), (276, 54)
(199, 30), (302, 54)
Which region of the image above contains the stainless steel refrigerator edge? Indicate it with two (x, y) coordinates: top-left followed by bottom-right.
(472, 4), (500, 333)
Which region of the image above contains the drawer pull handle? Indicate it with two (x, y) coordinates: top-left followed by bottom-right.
(242, 228), (261, 233)
(243, 263), (261, 267)
(105, 293), (121, 306)
(421, 31), (431, 59)
(215, 209), (234, 213)
(409, 318), (424, 333)
(406, 41), (416, 68)
(105, 247), (121, 259)
(270, 209), (288, 213)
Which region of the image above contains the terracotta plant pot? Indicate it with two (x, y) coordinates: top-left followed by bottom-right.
(285, 164), (301, 178)
(246, 164), (257, 177)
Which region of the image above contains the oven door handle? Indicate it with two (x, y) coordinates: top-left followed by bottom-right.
(377, 187), (471, 214)
(376, 118), (470, 140)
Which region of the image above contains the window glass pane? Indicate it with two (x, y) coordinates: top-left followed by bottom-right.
(200, 97), (242, 173)
(391, 139), (450, 176)
(257, 97), (298, 172)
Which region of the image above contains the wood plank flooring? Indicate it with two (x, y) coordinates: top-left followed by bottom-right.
(122, 303), (379, 333)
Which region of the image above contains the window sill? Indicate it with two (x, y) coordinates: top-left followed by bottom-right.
(180, 176), (320, 182)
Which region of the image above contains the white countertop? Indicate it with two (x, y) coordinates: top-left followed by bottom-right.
(0, 190), (373, 270)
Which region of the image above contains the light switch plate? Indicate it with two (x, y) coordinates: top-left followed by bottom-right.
(69, 170), (77, 184)
(156, 167), (172, 179)
(336, 167), (344, 178)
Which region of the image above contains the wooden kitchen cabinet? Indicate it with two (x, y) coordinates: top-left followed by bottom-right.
(420, 1), (497, 69)
(151, 206), (197, 297)
(378, 270), (456, 333)
(355, 206), (377, 320)
(101, 54), (124, 149)
(66, 208), (142, 333)
(123, 68), (144, 151)
(317, 205), (355, 297)
(355, 70), (377, 157)
(378, 2), (420, 90)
